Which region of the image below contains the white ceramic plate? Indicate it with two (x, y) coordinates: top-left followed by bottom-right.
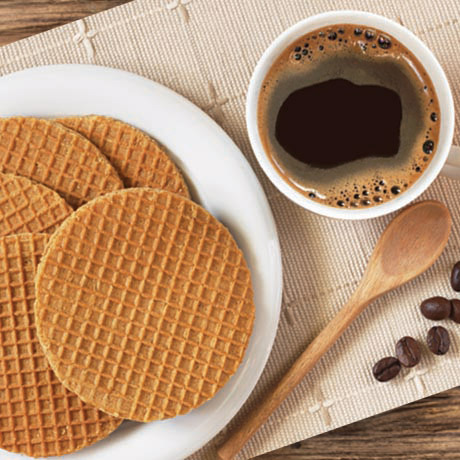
(0, 65), (282, 460)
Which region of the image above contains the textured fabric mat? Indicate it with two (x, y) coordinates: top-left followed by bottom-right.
(1, 1), (460, 458)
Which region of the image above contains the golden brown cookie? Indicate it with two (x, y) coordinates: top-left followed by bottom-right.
(56, 115), (190, 197)
(0, 173), (72, 235)
(0, 233), (121, 458)
(35, 188), (254, 422)
(0, 117), (123, 207)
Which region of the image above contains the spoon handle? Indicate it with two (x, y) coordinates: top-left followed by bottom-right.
(217, 287), (372, 460)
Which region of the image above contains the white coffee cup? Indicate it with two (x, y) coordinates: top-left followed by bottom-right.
(246, 10), (459, 220)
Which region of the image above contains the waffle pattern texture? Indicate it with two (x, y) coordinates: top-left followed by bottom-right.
(0, 117), (123, 207)
(0, 233), (121, 458)
(57, 116), (190, 198)
(0, 173), (72, 236)
(35, 188), (255, 422)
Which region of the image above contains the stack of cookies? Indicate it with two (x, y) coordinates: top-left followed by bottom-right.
(0, 116), (255, 457)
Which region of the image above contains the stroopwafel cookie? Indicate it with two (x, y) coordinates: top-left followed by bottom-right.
(0, 173), (72, 236)
(0, 233), (121, 457)
(0, 117), (123, 207)
(35, 188), (255, 422)
(56, 115), (190, 197)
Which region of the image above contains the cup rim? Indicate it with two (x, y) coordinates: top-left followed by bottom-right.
(246, 10), (455, 220)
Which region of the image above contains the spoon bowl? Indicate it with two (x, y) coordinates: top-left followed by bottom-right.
(362, 200), (452, 300)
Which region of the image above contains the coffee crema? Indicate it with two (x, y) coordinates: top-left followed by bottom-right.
(258, 24), (440, 209)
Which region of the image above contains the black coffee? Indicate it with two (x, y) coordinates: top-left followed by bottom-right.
(276, 78), (402, 168)
(258, 24), (441, 209)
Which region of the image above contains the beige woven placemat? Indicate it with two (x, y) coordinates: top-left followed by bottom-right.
(1, 1), (460, 458)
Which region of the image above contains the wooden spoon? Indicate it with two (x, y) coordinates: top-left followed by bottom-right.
(218, 200), (451, 460)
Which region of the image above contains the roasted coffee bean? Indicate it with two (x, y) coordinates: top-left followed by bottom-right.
(450, 299), (460, 323)
(420, 296), (451, 320)
(395, 336), (421, 368)
(372, 357), (401, 382)
(427, 326), (450, 355)
(451, 261), (460, 291)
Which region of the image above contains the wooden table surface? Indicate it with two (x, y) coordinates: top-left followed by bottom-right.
(1, 1), (460, 459)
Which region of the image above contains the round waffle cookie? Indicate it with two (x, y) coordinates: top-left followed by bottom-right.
(0, 173), (72, 236)
(35, 188), (255, 422)
(0, 233), (121, 458)
(56, 115), (190, 197)
(0, 117), (123, 208)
